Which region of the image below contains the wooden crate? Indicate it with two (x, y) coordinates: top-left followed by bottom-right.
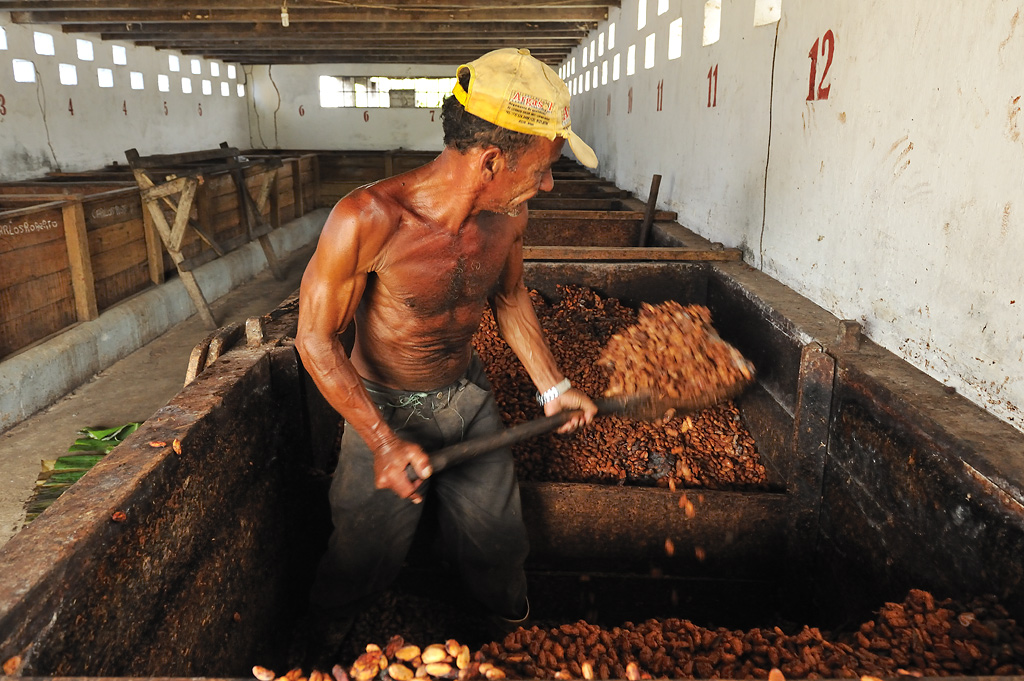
(0, 197), (90, 358)
(0, 183), (161, 312)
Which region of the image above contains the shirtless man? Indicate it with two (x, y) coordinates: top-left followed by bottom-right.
(295, 48), (599, 643)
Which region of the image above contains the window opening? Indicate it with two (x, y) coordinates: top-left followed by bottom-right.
(584, 71), (590, 92)
(319, 75), (456, 108)
(211, 62), (220, 77)
(608, 22), (616, 49)
(703, 0), (721, 46)
(598, 33), (605, 56)
(202, 79), (212, 95)
(601, 60), (608, 85)
(221, 81), (230, 96)
(181, 76), (192, 94)
(645, 33), (656, 69)
(668, 17), (683, 60)
(612, 53), (621, 81)
(97, 67), (114, 88)
(658, 0), (670, 15)
(76, 39), (93, 61)
(753, 0), (781, 26)
(228, 64), (236, 79)
(112, 45), (127, 65)
(13, 59), (36, 83)
(158, 74), (170, 92)
(626, 44), (636, 75)
(0, 27), (7, 51)
(59, 63), (77, 85)
(34, 32), (55, 56)
(191, 58), (201, 75)
(130, 71), (144, 89)
(169, 55), (180, 72)
(237, 83), (245, 97)
(638, 0), (647, 30)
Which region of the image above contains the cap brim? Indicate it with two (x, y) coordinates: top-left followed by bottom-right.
(566, 130), (598, 168)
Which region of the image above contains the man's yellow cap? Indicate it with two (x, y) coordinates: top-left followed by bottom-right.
(452, 48), (598, 169)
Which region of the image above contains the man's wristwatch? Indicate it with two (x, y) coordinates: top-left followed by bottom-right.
(536, 378), (572, 406)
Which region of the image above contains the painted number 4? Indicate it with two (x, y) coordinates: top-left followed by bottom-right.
(807, 29), (835, 101)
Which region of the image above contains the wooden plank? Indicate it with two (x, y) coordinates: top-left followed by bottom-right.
(62, 200), (99, 321)
(140, 196), (165, 285)
(0, 207), (66, 254)
(522, 246), (744, 262)
(0, 269), (72, 318)
(0, 299), (77, 358)
(87, 219), (144, 256)
(90, 238), (149, 279)
(126, 146), (238, 170)
(0, 239), (69, 287)
(94, 263), (151, 311)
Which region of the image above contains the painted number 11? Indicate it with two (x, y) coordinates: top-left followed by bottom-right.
(807, 29), (835, 101)
(706, 64), (718, 107)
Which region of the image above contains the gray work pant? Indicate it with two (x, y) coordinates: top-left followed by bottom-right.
(309, 356), (530, 620)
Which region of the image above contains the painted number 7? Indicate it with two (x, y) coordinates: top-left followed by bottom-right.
(807, 29), (835, 101)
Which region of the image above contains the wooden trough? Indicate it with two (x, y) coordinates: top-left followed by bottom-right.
(2, 258), (1022, 679)
(0, 185), (161, 359)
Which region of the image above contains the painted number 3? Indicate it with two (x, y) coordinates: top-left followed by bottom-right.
(0, 94), (6, 116)
(807, 29), (835, 101)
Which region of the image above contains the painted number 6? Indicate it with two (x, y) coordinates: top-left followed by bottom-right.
(363, 111), (370, 122)
(807, 29), (835, 101)
(299, 105), (305, 116)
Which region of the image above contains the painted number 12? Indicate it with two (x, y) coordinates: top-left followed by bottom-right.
(807, 29), (835, 101)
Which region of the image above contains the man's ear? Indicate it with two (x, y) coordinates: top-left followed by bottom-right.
(480, 146), (505, 181)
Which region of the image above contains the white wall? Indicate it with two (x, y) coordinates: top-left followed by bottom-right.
(564, 0), (1024, 432)
(246, 63), (454, 151)
(0, 13), (250, 180)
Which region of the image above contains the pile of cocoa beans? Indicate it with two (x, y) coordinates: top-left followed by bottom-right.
(597, 301), (755, 405)
(472, 286), (766, 489)
(475, 590), (1024, 679)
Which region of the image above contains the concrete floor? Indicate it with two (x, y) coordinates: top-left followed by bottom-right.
(0, 242), (317, 550)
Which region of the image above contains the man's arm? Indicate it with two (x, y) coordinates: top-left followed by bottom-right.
(490, 215), (597, 432)
(295, 198), (431, 501)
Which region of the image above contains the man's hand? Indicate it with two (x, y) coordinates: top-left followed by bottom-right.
(543, 387), (598, 434)
(373, 439), (433, 503)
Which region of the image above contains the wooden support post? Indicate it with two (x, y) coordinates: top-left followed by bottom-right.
(291, 158), (305, 217)
(140, 194), (166, 284)
(637, 173), (662, 247)
(269, 170), (281, 229)
(61, 198), (99, 321)
(311, 154), (322, 209)
(384, 152), (394, 179)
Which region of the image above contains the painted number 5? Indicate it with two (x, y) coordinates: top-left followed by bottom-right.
(807, 29), (835, 101)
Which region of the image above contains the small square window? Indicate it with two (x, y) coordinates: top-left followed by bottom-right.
(645, 33), (656, 69)
(77, 39), (93, 61)
(703, 0), (722, 46)
(601, 60), (608, 85)
(608, 23), (616, 50)
(13, 59), (37, 83)
(34, 32), (55, 56)
(181, 77), (193, 94)
(626, 44), (636, 76)
(658, 0), (670, 15)
(237, 83), (245, 97)
(211, 62), (220, 77)
(158, 74), (170, 92)
(0, 27), (7, 51)
(582, 47), (588, 67)
(584, 71), (590, 92)
(202, 79), (212, 95)
(130, 71), (144, 89)
(227, 64), (237, 79)
(59, 63), (78, 85)
(221, 81), (230, 96)
(638, 0), (647, 30)
(191, 58), (202, 75)
(598, 33), (605, 57)
(97, 67), (114, 88)
(571, 57), (576, 75)
(169, 55), (180, 72)
(612, 53), (621, 81)
(590, 39), (596, 59)
(112, 45), (127, 65)
(754, 0), (782, 26)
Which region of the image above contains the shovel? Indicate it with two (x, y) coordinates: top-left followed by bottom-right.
(406, 379), (751, 481)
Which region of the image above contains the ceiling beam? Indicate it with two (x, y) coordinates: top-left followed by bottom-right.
(64, 20), (596, 36)
(11, 6), (608, 24)
(0, 0), (616, 8)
